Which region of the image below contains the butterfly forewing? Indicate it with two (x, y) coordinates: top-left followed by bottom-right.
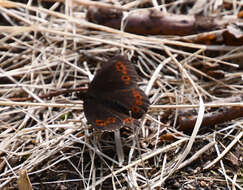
(88, 55), (138, 94)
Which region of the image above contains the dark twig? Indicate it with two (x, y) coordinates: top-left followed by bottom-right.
(177, 95), (243, 133)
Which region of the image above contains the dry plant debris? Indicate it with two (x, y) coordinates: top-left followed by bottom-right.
(0, 0), (242, 189)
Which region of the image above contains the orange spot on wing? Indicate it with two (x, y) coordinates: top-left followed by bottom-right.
(132, 89), (143, 105)
(121, 75), (130, 85)
(136, 100), (143, 105)
(116, 61), (127, 74)
(131, 105), (140, 113)
(96, 120), (106, 126)
(123, 117), (134, 124)
(107, 117), (116, 123)
(115, 61), (131, 86)
(96, 117), (117, 127)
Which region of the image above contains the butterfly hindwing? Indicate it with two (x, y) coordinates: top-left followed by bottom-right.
(84, 97), (137, 130)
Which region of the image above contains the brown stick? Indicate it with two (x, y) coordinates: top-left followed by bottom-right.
(87, 7), (219, 36)
(160, 97), (243, 140)
(177, 106), (243, 133)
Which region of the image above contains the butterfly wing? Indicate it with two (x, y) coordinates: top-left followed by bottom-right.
(88, 55), (138, 94)
(84, 97), (138, 130)
(97, 88), (150, 119)
(84, 55), (149, 130)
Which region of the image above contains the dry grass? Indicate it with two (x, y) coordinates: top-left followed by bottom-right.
(0, 0), (242, 189)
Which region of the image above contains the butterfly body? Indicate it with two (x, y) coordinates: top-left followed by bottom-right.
(83, 55), (149, 131)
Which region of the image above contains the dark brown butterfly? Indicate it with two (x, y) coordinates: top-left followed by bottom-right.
(83, 55), (149, 131)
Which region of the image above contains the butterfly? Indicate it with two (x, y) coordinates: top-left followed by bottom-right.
(83, 55), (150, 131)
